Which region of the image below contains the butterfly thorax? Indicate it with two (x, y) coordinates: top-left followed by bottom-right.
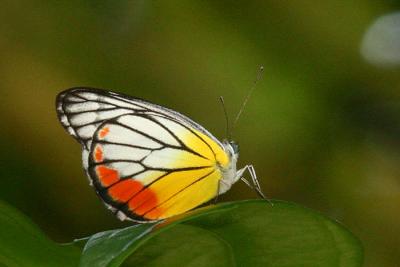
(218, 140), (240, 195)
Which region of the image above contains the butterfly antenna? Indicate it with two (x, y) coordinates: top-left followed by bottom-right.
(231, 66), (264, 133)
(219, 96), (231, 140)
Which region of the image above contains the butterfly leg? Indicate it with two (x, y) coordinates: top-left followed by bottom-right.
(240, 176), (265, 199)
(247, 165), (268, 200)
(240, 165), (273, 205)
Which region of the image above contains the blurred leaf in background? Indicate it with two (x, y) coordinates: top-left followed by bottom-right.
(0, 200), (80, 267)
(1, 1), (400, 266)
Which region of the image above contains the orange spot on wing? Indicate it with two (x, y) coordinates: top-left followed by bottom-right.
(96, 165), (119, 187)
(98, 127), (109, 138)
(108, 179), (144, 202)
(144, 207), (165, 220)
(94, 145), (103, 162)
(128, 188), (160, 216)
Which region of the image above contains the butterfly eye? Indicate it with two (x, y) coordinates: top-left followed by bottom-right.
(229, 141), (239, 155)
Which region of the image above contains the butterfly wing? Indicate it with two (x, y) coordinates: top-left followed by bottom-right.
(56, 87), (230, 222)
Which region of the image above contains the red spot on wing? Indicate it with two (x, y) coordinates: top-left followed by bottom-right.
(128, 188), (161, 217)
(108, 179), (144, 202)
(96, 165), (120, 187)
(98, 127), (109, 138)
(94, 145), (103, 162)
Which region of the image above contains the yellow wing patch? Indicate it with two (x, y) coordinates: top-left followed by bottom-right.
(144, 170), (221, 220)
(192, 129), (230, 168)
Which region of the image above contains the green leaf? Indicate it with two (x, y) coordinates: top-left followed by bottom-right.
(0, 200), (80, 267)
(81, 200), (363, 267)
(79, 224), (157, 267)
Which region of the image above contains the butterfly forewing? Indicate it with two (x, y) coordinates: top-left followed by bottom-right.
(56, 87), (230, 222)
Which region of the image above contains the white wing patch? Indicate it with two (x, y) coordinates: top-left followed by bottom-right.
(96, 143), (151, 162)
(116, 115), (180, 147)
(69, 109), (133, 126)
(77, 91), (146, 110)
(97, 124), (162, 149)
(65, 102), (114, 113)
(107, 162), (145, 177)
(100, 96), (146, 109)
(76, 125), (98, 139)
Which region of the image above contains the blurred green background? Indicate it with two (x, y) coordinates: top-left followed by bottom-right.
(1, 1), (400, 266)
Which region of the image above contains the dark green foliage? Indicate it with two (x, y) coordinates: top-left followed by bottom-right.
(0, 200), (362, 266)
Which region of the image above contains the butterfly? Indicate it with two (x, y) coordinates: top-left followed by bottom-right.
(56, 87), (265, 223)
